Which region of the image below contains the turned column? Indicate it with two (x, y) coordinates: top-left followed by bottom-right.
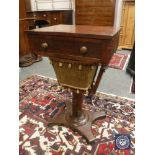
(72, 92), (83, 118)
(66, 92), (88, 127)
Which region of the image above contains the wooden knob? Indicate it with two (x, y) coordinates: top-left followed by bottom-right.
(80, 46), (87, 54)
(59, 62), (63, 67)
(41, 42), (48, 49)
(68, 63), (72, 68)
(78, 64), (82, 70)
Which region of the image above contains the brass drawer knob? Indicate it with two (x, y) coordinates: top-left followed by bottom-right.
(80, 46), (87, 54)
(41, 42), (48, 49)
(53, 17), (57, 21)
(43, 14), (47, 17)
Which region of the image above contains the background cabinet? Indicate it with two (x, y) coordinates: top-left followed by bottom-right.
(26, 10), (72, 29)
(19, 0), (43, 67)
(20, 0), (73, 67)
(118, 0), (135, 49)
(19, 0), (29, 57)
(75, 0), (116, 26)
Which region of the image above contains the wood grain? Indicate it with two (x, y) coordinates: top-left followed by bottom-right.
(75, 0), (116, 26)
(27, 25), (120, 65)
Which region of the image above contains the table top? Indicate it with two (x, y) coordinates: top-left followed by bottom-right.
(27, 24), (120, 39)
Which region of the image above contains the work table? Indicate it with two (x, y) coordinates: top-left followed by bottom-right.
(26, 24), (120, 143)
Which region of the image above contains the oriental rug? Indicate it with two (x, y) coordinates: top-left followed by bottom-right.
(108, 53), (129, 70)
(19, 75), (135, 155)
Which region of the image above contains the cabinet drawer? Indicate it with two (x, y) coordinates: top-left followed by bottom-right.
(28, 35), (103, 59)
(50, 12), (61, 25)
(37, 12), (49, 19)
(36, 12), (61, 25)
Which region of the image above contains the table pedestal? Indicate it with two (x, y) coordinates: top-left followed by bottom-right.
(48, 92), (106, 143)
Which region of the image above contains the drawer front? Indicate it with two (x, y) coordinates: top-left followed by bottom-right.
(50, 12), (61, 25)
(35, 12), (61, 26)
(37, 12), (49, 19)
(26, 11), (72, 26)
(28, 35), (103, 59)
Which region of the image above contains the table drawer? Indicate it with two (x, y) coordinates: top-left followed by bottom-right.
(28, 35), (103, 59)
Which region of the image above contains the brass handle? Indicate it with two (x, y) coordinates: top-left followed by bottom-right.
(80, 46), (87, 54)
(41, 42), (48, 49)
(43, 14), (47, 17)
(53, 17), (57, 21)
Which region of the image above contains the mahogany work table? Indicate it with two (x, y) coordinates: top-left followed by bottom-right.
(27, 24), (120, 143)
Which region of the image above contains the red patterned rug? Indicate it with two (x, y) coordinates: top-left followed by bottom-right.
(19, 75), (135, 155)
(108, 53), (129, 70)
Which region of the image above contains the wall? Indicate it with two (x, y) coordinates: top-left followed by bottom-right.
(114, 0), (123, 28)
(72, 0), (75, 24)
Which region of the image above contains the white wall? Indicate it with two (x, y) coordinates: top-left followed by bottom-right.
(72, 0), (75, 24)
(114, 0), (123, 28)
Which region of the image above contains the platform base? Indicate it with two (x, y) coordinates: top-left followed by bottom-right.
(47, 101), (106, 143)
